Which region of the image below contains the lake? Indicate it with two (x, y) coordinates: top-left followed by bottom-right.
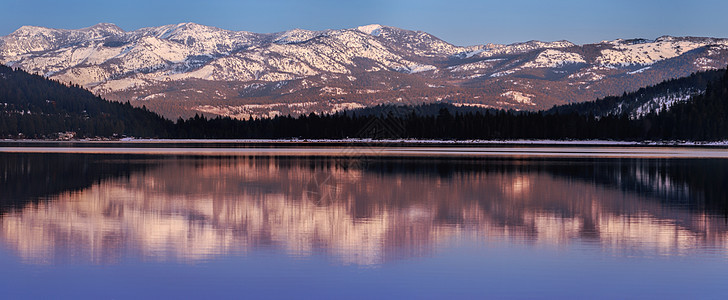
(1, 144), (727, 299)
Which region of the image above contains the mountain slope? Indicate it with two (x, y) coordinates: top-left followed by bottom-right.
(2, 63), (727, 141)
(646, 67), (728, 140)
(0, 65), (172, 138)
(2, 23), (728, 119)
(547, 69), (725, 118)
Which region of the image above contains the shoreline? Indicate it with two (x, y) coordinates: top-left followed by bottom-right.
(1, 138), (728, 147)
(2, 139), (728, 158)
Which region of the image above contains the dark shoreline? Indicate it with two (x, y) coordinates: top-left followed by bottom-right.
(2, 138), (728, 149)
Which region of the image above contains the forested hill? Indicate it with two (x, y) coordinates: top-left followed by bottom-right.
(645, 67), (728, 140)
(547, 69), (725, 118)
(0, 65), (173, 138)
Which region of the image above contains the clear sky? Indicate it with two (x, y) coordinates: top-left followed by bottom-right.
(3, 0), (728, 46)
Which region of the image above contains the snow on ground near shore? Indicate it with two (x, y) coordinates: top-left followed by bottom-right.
(4, 139), (728, 159)
(4, 138), (727, 147)
(119, 138), (728, 146)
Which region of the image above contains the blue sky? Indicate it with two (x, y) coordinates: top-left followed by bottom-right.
(3, 0), (728, 45)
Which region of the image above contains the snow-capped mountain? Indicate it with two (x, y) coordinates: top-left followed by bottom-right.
(2, 23), (728, 118)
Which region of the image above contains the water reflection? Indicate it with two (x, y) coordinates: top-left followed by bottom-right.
(1, 153), (727, 265)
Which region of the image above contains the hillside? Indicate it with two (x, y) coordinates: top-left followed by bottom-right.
(2, 63), (727, 141)
(2, 23), (728, 119)
(547, 69), (725, 117)
(0, 65), (172, 138)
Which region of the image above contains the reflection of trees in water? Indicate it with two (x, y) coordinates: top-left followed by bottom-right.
(526, 158), (728, 215)
(0, 153), (153, 213)
(1, 154), (727, 265)
(352, 157), (728, 214)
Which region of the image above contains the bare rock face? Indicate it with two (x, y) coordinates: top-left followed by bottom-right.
(3, 23), (728, 119)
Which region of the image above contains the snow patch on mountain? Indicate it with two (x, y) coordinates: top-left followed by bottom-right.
(597, 37), (712, 66)
(93, 77), (149, 94)
(274, 29), (326, 44)
(568, 71), (605, 81)
(453, 48), (486, 59)
(195, 101), (364, 119)
(522, 49), (586, 68)
(400, 64), (437, 74)
(320, 86), (348, 95)
(475, 40), (575, 58)
(130, 22), (260, 55)
(501, 91), (536, 105)
(357, 24), (383, 36)
(449, 58), (504, 72)
(452, 103), (494, 109)
(628, 66), (652, 74)
(490, 70), (516, 77)
(140, 93), (166, 101)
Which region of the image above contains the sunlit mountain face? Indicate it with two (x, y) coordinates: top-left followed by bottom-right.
(3, 23), (728, 118)
(1, 153), (727, 265)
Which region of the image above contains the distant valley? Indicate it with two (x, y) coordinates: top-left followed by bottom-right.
(2, 23), (728, 119)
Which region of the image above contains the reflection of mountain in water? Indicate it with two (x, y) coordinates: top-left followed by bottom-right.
(1, 155), (727, 265)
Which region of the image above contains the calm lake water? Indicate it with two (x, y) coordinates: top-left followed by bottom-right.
(1, 145), (728, 299)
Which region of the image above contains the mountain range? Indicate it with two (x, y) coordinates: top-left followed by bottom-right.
(2, 23), (728, 118)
